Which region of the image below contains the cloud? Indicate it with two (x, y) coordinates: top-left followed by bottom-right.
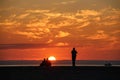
(0, 20), (17, 26)
(9, 14), (16, 18)
(55, 42), (69, 47)
(79, 22), (90, 28)
(46, 39), (53, 43)
(101, 21), (118, 26)
(112, 30), (120, 34)
(0, 44), (48, 49)
(44, 12), (62, 17)
(55, 0), (76, 5)
(26, 18), (49, 27)
(0, 7), (120, 50)
(17, 13), (30, 19)
(15, 31), (41, 39)
(98, 7), (120, 26)
(26, 27), (50, 33)
(14, 27), (51, 39)
(76, 10), (101, 17)
(87, 30), (109, 40)
(26, 9), (50, 13)
(55, 31), (70, 38)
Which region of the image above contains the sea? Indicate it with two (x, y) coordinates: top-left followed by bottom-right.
(0, 60), (120, 67)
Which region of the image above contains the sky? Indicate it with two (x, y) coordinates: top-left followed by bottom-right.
(0, 0), (120, 60)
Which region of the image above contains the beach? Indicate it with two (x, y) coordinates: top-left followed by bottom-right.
(0, 66), (120, 80)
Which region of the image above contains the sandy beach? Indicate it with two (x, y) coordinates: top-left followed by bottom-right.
(0, 66), (120, 80)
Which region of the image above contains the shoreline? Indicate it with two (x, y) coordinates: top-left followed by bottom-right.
(0, 64), (120, 67)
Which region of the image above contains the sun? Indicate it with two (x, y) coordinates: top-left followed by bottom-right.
(48, 56), (56, 61)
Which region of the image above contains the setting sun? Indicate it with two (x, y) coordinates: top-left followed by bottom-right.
(48, 56), (56, 61)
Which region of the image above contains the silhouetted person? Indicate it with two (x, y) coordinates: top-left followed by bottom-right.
(40, 58), (51, 67)
(40, 58), (46, 67)
(105, 62), (112, 67)
(46, 58), (51, 66)
(71, 48), (77, 66)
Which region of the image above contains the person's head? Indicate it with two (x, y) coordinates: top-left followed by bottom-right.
(43, 58), (46, 61)
(73, 48), (75, 50)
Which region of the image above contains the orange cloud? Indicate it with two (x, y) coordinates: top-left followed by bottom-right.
(26, 18), (49, 27)
(15, 31), (41, 39)
(17, 13), (30, 19)
(55, 42), (69, 46)
(0, 20), (17, 26)
(54, 0), (76, 5)
(26, 9), (50, 13)
(55, 31), (70, 38)
(76, 10), (101, 17)
(46, 39), (53, 43)
(87, 30), (109, 40)
(79, 22), (90, 28)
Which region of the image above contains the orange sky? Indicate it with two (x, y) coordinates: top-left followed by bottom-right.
(0, 0), (120, 60)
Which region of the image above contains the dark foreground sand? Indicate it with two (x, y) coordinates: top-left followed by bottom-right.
(0, 66), (120, 80)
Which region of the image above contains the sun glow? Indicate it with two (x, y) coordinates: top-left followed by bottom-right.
(48, 56), (56, 61)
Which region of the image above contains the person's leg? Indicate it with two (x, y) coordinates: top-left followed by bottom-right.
(73, 61), (75, 66)
(72, 56), (75, 66)
(73, 56), (76, 66)
(72, 56), (74, 66)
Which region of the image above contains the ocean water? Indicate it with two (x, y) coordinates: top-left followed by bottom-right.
(0, 60), (120, 67)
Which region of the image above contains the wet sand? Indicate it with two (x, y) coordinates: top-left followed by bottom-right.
(0, 66), (120, 80)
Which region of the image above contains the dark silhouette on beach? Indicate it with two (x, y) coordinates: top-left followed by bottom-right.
(40, 58), (51, 67)
(1, 66), (119, 80)
(71, 48), (77, 66)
